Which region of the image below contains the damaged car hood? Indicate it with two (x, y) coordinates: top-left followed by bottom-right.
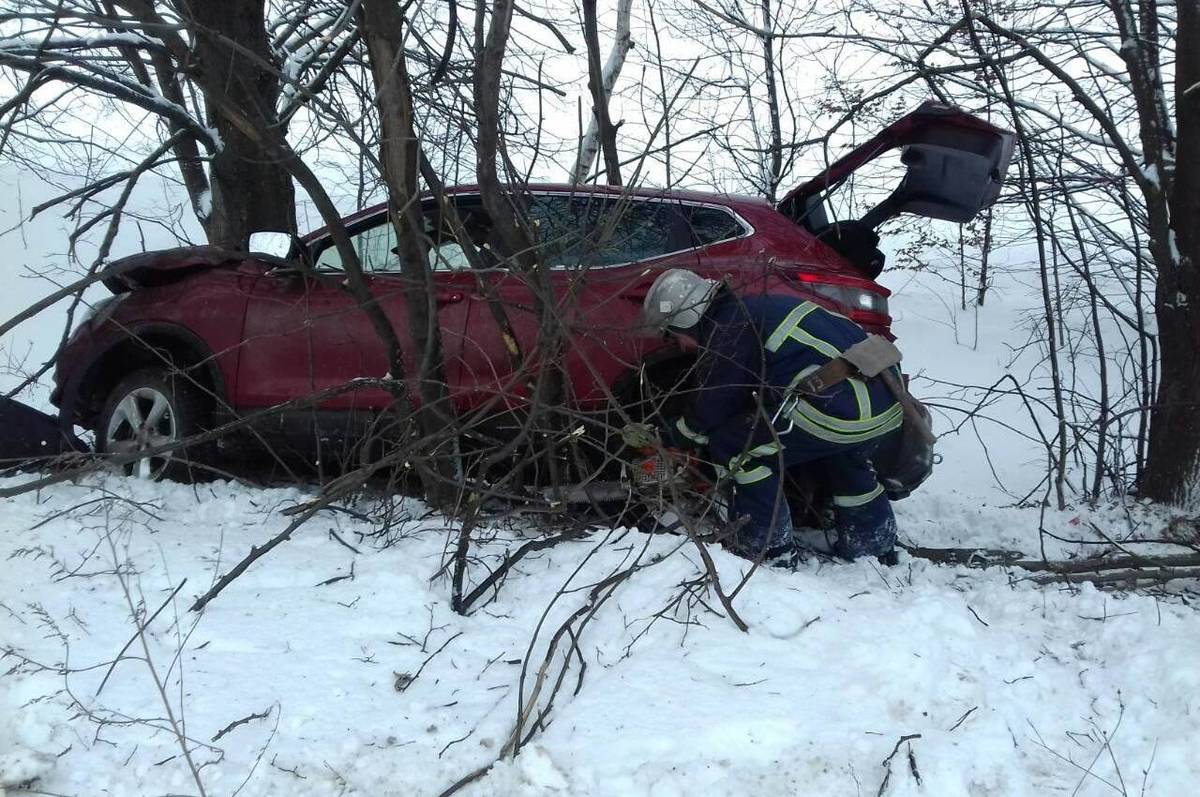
(100, 246), (248, 294)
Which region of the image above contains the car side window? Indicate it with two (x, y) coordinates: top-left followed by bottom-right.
(312, 198), (746, 273)
(530, 196), (693, 268)
(428, 240), (472, 272)
(313, 217), (400, 273)
(424, 204), (487, 272)
(686, 205), (745, 247)
(529, 196), (742, 268)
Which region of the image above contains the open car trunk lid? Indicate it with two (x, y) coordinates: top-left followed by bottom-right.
(778, 101), (1015, 230)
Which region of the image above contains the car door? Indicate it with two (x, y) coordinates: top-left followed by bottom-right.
(431, 195), (544, 411)
(545, 193), (688, 408)
(233, 264), (361, 409)
(453, 191), (749, 411)
(448, 192), (605, 412)
(235, 211), (472, 415)
(556, 194), (750, 407)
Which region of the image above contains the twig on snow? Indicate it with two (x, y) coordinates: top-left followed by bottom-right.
(315, 561), (356, 587)
(95, 578), (187, 697)
(328, 529), (361, 554)
(877, 733), (922, 797)
(948, 706), (978, 732)
(394, 631), (463, 692)
(211, 707), (273, 743)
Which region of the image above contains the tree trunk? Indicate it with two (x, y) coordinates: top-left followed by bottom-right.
(360, 0), (460, 507)
(573, 0), (631, 185)
(759, 0), (784, 203)
(1143, 0), (1200, 504)
(473, 0), (567, 491)
(178, 0), (296, 247)
(472, 0), (534, 266)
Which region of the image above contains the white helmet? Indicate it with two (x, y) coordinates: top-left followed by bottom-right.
(642, 269), (721, 331)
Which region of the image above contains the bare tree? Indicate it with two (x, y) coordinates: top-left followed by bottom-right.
(572, 0), (633, 185)
(820, 0), (1195, 507)
(672, 0), (830, 202)
(360, 0), (460, 504)
(0, 1), (303, 247)
(1123, 0), (1199, 504)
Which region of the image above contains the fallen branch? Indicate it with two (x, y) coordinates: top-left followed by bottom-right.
(1030, 567), (1200, 587)
(211, 707), (272, 743)
(901, 544), (1024, 565)
(904, 545), (1200, 588)
(458, 527), (593, 614)
(1013, 553), (1200, 574)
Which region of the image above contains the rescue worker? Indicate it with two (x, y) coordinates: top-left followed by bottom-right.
(642, 269), (903, 565)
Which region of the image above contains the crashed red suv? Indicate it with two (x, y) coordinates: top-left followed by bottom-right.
(51, 103), (1012, 478)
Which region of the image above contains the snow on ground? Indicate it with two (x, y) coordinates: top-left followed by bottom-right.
(2, 472), (1197, 797)
(3, 257), (1199, 796)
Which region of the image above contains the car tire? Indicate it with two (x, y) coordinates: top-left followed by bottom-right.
(96, 368), (214, 482)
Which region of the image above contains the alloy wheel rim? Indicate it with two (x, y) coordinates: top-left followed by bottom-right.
(105, 387), (177, 479)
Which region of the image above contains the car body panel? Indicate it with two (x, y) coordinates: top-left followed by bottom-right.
(53, 269), (254, 424)
(233, 265), (478, 411)
(99, 246), (249, 293)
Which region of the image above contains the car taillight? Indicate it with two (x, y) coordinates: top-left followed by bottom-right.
(795, 271), (890, 323)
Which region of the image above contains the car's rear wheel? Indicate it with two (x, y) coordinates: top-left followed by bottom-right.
(97, 368), (213, 481)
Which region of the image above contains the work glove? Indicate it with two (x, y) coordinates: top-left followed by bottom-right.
(620, 422), (660, 450)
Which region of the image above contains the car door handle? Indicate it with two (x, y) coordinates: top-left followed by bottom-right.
(620, 289), (650, 301)
(436, 290), (464, 305)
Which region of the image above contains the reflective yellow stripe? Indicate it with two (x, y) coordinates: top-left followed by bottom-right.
(833, 483), (885, 507)
(743, 442), (781, 459)
(789, 405), (904, 444)
(733, 465), (773, 485)
(765, 302), (820, 352)
(849, 377), (871, 421)
(723, 442), (781, 486)
(726, 442), (779, 472)
(675, 417), (708, 445)
(783, 324), (842, 359)
(792, 399), (903, 434)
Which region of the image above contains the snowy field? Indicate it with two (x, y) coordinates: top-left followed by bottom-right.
(2, 477), (1197, 796)
(4, 268), (1199, 797)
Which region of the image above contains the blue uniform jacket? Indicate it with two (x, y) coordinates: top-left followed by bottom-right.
(680, 290), (902, 446)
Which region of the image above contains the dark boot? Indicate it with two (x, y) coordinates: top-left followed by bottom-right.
(764, 542), (805, 570)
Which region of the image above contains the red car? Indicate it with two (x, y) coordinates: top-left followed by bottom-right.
(50, 103), (1012, 479)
